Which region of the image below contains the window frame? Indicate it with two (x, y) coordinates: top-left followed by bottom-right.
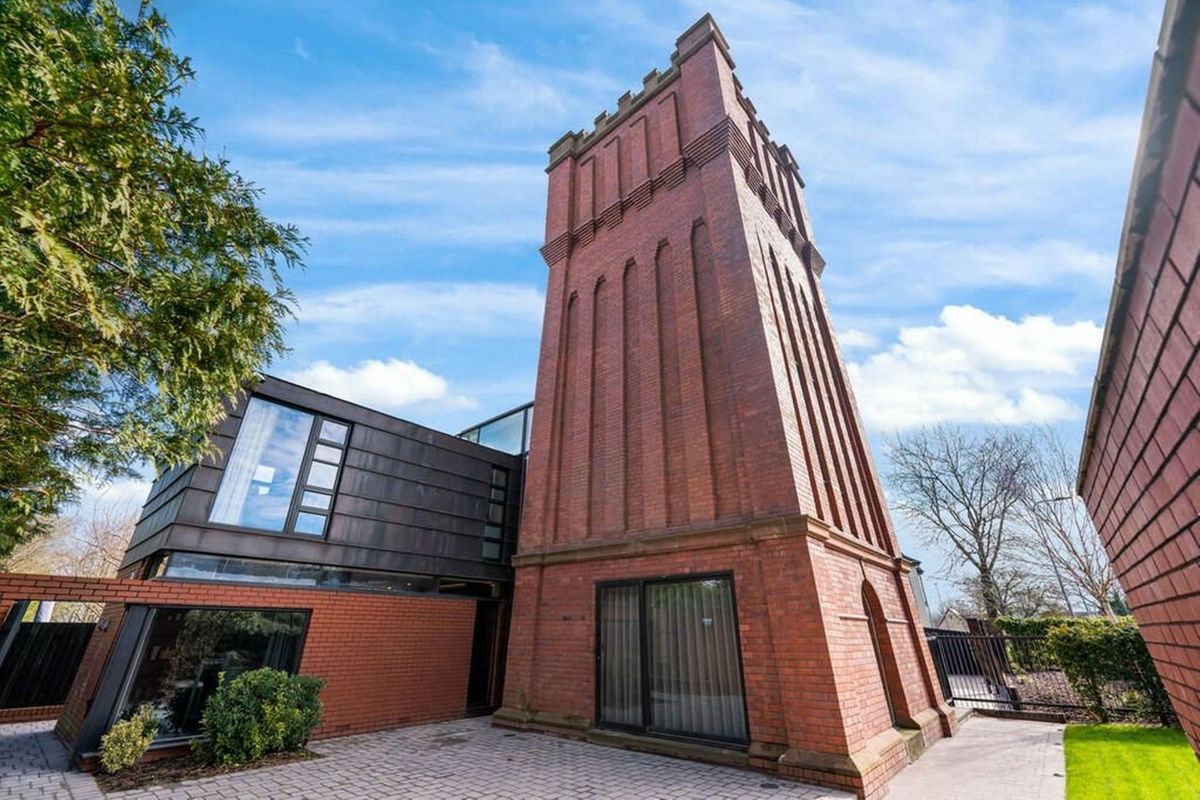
(481, 465), (509, 563)
(593, 571), (751, 748)
(207, 394), (350, 540)
(111, 604), (312, 745)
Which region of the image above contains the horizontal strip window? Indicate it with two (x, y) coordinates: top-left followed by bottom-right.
(157, 551), (501, 598)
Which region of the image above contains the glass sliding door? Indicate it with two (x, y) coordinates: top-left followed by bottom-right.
(596, 575), (748, 744)
(647, 578), (748, 741)
(598, 584), (642, 727)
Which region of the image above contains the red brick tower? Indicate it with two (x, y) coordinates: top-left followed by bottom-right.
(497, 16), (954, 798)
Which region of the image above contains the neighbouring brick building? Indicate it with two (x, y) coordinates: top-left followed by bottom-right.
(1078, 0), (1200, 757)
(0, 15), (954, 799)
(495, 16), (953, 799)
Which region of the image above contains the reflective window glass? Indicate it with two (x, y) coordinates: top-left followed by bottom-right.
(319, 420), (349, 445)
(294, 512), (327, 536)
(210, 398), (314, 531)
(597, 577), (748, 743)
(118, 608), (306, 739)
(306, 461), (338, 490)
(300, 491), (331, 511)
(313, 444), (342, 464)
(477, 411), (524, 454)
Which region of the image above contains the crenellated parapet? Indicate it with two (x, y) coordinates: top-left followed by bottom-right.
(540, 14), (817, 271)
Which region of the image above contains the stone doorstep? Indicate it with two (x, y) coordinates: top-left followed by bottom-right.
(494, 704), (953, 797)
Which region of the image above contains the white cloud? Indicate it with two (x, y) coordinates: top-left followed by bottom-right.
(838, 328), (879, 350)
(847, 305), (1103, 430)
(283, 358), (476, 412)
(292, 37), (312, 61)
(296, 281), (544, 340)
(683, 0), (1155, 226)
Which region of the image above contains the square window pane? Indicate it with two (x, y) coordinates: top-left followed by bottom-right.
(491, 467), (508, 488)
(294, 512), (327, 536)
(481, 540), (501, 561)
(306, 461), (338, 490)
(300, 491), (331, 511)
(319, 420), (349, 445)
(313, 444), (342, 464)
(488, 502), (505, 524)
(484, 524), (503, 542)
(489, 487), (506, 502)
(210, 398), (314, 531)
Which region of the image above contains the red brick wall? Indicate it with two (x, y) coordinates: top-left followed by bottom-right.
(0, 573), (475, 749)
(1079, 6), (1200, 755)
(0, 705), (62, 724)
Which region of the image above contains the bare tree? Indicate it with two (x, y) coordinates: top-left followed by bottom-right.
(957, 567), (1064, 618)
(1015, 429), (1119, 619)
(886, 425), (1035, 619)
(2, 505), (137, 621)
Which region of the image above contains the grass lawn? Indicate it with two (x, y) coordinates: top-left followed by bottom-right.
(1065, 724), (1200, 799)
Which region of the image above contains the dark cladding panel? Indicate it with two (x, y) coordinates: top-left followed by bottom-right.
(335, 467), (487, 521)
(331, 494), (485, 539)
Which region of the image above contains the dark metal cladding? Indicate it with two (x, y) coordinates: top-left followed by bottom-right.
(121, 375), (523, 585)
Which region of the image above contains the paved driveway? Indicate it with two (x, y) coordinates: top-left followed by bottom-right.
(888, 715), (1066, 800)
(1, 717), (848, 800)
(1, 714), (1066, 800)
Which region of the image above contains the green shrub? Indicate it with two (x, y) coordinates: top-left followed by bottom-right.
(100, 705), (158, 773)
(1046, 616), (1173, 725)
(194, 667), (324, 765)
(995, 615), (1075, 671)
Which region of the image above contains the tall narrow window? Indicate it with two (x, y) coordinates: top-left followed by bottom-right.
(210, 398), (313, 531)
(598, 584), (641, 727)
(481, 466), (508, 562)
(597, 575), (748, 744)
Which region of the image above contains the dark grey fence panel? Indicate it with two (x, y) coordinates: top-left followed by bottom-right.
(0, 622), (95, 708)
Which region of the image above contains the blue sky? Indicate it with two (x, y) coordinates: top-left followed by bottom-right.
(94, 0), (1160, 606)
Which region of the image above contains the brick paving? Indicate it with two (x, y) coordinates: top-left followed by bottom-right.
(4, 717), (847, 799)
(1, 715), (1067, 799)
(0, 721), (101, 799)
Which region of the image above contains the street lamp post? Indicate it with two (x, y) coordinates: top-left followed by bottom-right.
(1034, 495), (1078, 617)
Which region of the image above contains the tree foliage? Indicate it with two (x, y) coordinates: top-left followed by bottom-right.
(0, 0), (302, 553)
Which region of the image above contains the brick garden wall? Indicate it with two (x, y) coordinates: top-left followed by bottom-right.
(1078, 3), (1200, 756)
(0, 573), (476, 752)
